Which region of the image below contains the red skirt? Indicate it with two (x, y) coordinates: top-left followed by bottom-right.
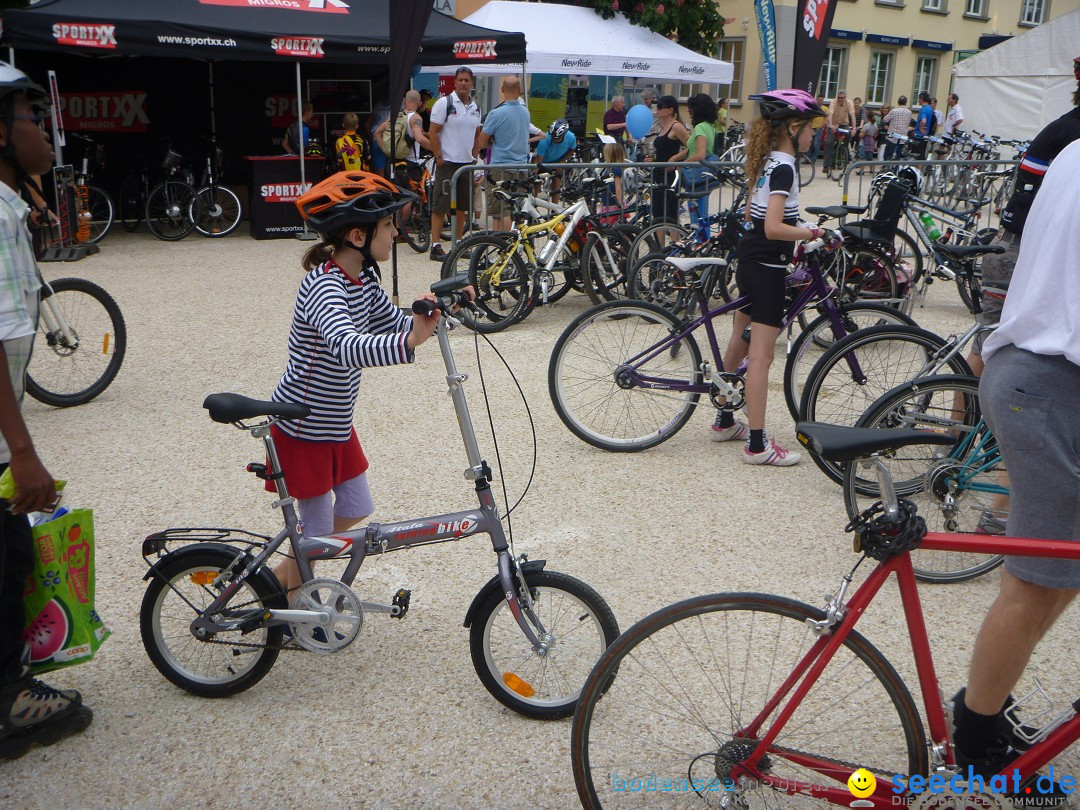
(265, 425), (369, 499)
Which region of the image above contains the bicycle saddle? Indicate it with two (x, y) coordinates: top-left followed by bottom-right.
(664, 257), (728, 271)
(935, 242), (1006, 261)
(795, 422), (956, 463)
(805, 205), (868, 219)
(203, 393), (311, 424)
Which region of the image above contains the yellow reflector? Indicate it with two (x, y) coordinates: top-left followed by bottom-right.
(189, 571), (216, 586)
(103, 333), (110, 355)
(503, 672), (535, 697)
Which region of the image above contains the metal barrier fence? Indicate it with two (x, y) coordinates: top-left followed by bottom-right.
(445, 159), (746, 247)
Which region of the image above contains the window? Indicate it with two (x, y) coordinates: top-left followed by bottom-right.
(867, 51), (893, 106)
(922, 0), (944, 10)
(1020, 0), (1046, 25)
(965, 0), (987, 16)
(818, 47), (846, 100)
(678, 83), (713, 100)
(717, 39), (745, 104)
(913, 56), (937, 101)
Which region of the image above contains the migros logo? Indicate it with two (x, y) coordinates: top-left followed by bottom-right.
(271, 36), (325, 57)
(453, 39), (497, 60)
(802, 0), (834, 39)
(52, 23), (118, 49)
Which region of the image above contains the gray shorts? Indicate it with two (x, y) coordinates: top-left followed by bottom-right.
(432, 161), (473, 215)
(972, 231), (1020, 354)
(297, 472), (374, 537)
(980, 345), (1080, 588)
(486, 168), (528, 217)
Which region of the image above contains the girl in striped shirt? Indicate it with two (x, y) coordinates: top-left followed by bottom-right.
(269, 171), (442, 592)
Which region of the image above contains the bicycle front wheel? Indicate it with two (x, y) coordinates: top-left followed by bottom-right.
(846, 375), (1006, 583)
(470, 569), (619, 720)
(445, 233), (532, 333)
(783, 302), (916, 422)
(140, 546), (284, 697)
(571, 592), (926, 809)
(549, 300), (703, 452)
(798, 152), (816, 187)
(799, 325), (971, 483)
(145, 181), (200, 241)
(84, 185), (114, 243)
(192, 185), (242, 237)
(27, 277), (127, 407)
(400, 195), (431, 252)
(584, 228), (633, 304)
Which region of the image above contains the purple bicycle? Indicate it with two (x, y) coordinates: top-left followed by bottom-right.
(548, 230), (913, 451)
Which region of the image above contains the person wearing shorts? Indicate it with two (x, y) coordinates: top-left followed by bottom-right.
(269, 171), (446, 593)
(428, 67), (482, 262)
(710, 89), (827, 466)
(479, 76), (531, 233)
(951, 138), (1080, 784)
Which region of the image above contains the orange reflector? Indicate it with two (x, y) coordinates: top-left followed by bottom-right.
(189, 571), (216, 586)
(503, 672), (535, 697)
(103, 333), (110, 355)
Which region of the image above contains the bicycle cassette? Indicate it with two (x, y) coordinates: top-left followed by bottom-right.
(288, 578), (363, 654)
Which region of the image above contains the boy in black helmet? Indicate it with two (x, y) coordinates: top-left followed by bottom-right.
(0, 62), (93, 759)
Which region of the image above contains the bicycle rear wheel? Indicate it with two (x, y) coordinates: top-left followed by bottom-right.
(797, 152), (815, 187)
(627, 222), (689, 275)
(549, 300), (702, 452)
(84, 185), (114, 243)
(845, 375), (1006, 583)
(571, 592), (926, 809)
(27, 277), (127, 407)
(583, 228), (633, 304)
(626, 251), (696, 315)
(400, 195), (431, 252)
(145, 181), (200, 241)
(192, 185), (242, 237)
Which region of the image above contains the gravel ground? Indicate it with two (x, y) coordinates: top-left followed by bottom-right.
(1, 176), (1075, 809)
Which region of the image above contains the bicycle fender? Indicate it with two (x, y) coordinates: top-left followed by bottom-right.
(462, 559), (547, 628)
(142, 541), (288, 608)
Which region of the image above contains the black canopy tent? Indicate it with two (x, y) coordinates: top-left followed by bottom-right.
(1, 0), (525, 66)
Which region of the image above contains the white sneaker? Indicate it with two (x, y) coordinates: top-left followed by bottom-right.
(743, 437), (802, 466)
(709, 421), (749, 442)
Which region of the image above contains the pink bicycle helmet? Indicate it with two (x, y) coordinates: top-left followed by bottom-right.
(749, 89), (826, 121)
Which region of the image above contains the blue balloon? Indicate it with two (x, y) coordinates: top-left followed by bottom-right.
(625, 104), (653, 139)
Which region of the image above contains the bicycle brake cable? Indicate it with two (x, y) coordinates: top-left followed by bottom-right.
(472, 327), (539, 547)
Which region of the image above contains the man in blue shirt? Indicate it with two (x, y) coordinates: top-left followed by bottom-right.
(479, 75), (531, 231)
(912, 92), (934, 159)
(533, 118), (577, 203)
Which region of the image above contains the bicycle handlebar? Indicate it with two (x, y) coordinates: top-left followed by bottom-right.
(412, 289), (473, 317)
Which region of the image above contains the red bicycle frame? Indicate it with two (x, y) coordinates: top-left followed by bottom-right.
(733, 531), (1080, 807)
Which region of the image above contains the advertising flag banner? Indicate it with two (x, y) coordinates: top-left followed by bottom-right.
(792, 0), (840, 94)
(754, 0), (778, 92)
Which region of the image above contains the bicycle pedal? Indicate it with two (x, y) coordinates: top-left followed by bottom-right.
(391, 588), (411, 619)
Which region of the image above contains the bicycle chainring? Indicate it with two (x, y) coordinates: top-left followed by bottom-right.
(710, 371), (746, 411)
(289, 578), (363, 654)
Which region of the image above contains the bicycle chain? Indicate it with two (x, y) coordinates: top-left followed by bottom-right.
(190, 583), (308, 652)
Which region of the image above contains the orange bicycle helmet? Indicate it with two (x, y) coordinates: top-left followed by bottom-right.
(296, 170), (416, 235)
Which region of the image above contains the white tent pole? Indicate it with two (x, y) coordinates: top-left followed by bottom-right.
(294, 60), (316, 241)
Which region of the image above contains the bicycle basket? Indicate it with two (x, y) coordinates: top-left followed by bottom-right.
(162, 147), (183, 171)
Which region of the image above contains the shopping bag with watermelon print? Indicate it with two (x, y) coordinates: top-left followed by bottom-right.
(21, 509), (110, 674)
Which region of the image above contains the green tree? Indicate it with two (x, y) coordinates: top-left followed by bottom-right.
(568, 0), (725, 57)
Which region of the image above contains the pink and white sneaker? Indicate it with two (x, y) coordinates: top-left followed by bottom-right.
(709, 420), (749, 442)
(743, 437), (802, 466)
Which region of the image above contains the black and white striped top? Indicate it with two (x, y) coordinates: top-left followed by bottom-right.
(736, 151), (800, 268)
(272, 260), (413, 442)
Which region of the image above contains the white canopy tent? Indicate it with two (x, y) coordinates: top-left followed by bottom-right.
(420, 1), (733, 84)
(952, 9), (1079, 141)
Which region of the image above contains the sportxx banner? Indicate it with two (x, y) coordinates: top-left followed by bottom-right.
(58, 91), (149, 132)
(792, 0), (840, 95)
(754, 0), (778, 92)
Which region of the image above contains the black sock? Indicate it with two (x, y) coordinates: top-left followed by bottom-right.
(955, 691), (1003, 759)
(716, 411), (735, 429)
(749, 429), (766, 453)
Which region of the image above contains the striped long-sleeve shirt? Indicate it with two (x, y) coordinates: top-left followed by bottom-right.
(272, 260), (413, 441)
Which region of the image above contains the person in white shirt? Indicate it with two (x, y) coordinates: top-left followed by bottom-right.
(952, 138), (1080, 782)
(943, 93), (965, 138)
(428, 67), (482, 262)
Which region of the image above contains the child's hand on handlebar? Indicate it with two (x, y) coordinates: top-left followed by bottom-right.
(407, 293), (440, 349)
